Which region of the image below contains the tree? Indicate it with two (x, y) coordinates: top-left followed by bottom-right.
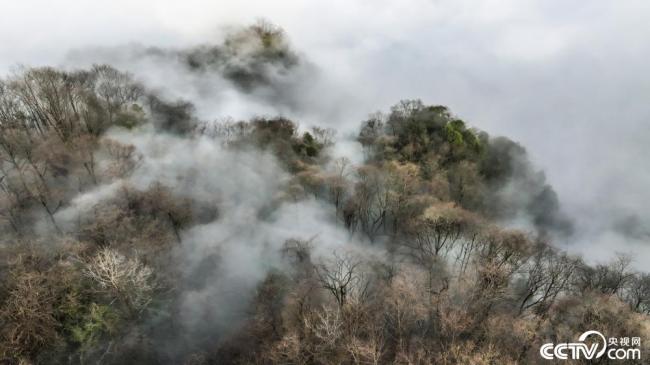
(469, 228), (531, 328)
(316, 251), (368, 308)
(625, 273), (650, 314)
(102, 138), (141, 178)
(9, 67), (76, 140)
(573, 254), (634, 295)
(403, 202), (477, 263)
(515, 243), (578, 316)
(384, 161), (428, 234)
(0, 176), (25, 234)
(346, 165), (390, 240)
(324, 157), (351, 216)
(0, 127), (65, 233)
(400, 202), (478, 326)
(447, 160), (484, 210)
(0, 271), (60, 360)
(347, 162), (431, 241)
(90, 65), (143, 129)
(83, 247), (156, 317)
(382, 268), (428, 358)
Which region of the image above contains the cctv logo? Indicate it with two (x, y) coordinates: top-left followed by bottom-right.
(540, 330), (641, 360)
(540, 331), (606, 360)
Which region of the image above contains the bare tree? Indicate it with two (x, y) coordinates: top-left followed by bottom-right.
(91, 65), (143, 128)
(624, 273), (650, 314)
(324, 157), (351, 217)
(573, 254), (634, 295)
(348, 162), (425, 240)
(346, 328), (385, 365)
(316, 251), (368, 308)
(516, 243), (578, 316)
(83, 247), (156, 316)
(347, 165), (389, 240)
(469, 228), (531, 328)
(0, 271), (59, 359)
(0, 175), (24, 233)
(102, 138), (141, 178)
(311, 126), (336, 147)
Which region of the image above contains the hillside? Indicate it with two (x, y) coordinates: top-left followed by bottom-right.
(0, 24), (649, 365)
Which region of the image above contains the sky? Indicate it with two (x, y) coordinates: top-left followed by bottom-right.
(1, 0), (649, 266)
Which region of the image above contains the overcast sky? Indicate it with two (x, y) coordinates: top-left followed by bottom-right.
(1, 0), (649, 266)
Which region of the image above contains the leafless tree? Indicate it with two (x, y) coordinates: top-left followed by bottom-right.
(325, 157), (351, 216)
(83, 247), (156, 316)
(516, 243), (578, 315)
(573, 254), (634, 295)
(347, 165), (389, 240)
(316, 251), (368, 308)
(625, 273), (650, 314)
(0, 271), (59, 359)
(102, 138), (141, 178)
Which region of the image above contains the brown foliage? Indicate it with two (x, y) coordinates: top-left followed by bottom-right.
(0, 271), (60, 360)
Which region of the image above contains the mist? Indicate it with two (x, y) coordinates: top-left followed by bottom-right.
(1, 2), (649, 364)
(2, 0), (647, 268)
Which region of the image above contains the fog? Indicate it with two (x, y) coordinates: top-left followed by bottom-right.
(2, 0), (649, 267)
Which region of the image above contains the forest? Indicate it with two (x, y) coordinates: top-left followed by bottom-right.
(0, 23), (649, 364)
